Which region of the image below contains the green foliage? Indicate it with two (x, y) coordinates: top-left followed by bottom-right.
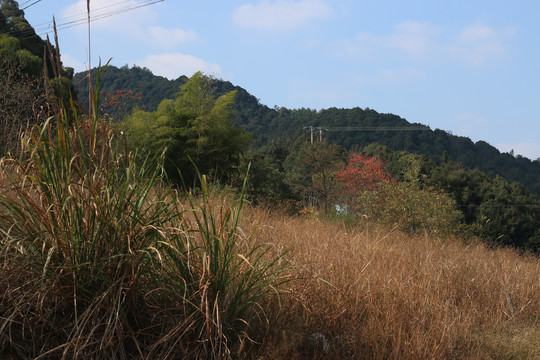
(0, 34), (41, 76)
(73, 65), (188, 122)
(0, 2), (79, 156)
(284, 139), (347, 213)
(0, 0), (57, 76)
(432, 164), (540, 251)
(0, 62), (289, 358)
(72, 65), (540, 252)
(122, 71), (252, 187)
(379, 181), (464, 234)
(397, 153), (540, 250)
(338, 152), (463, 235)
(241, 152), (290, 206)
(74, 66), (540, 198)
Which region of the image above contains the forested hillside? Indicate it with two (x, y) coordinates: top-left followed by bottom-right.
(74, 66), (540, 199)
(0, 0), (75, 155)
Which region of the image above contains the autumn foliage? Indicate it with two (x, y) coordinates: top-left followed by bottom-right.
(337, 153), (462, 234)
(100, 88), (142, 121)
(337, 153), (394, 194)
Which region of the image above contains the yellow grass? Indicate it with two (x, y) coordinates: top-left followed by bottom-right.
(2, 177), (538, 358)
(238, 206), (540, 359)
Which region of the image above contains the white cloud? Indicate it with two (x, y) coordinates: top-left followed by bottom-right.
(139, 53), (222, 79)
(386, 21), (439, 59)
(334, 32), (379, 59)
(334, 21), (513, 66)
(60, 53), (87, 73)
(447, 23), (515, 65)
(459, 23), (497, 43)
(61, 0), (158, 33)
(333, 21), (439, 61)
(232, 0), (333, 31)
(496, 140), (540, 160)
(147, 27), (199, 49)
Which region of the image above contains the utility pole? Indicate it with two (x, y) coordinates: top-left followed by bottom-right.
(303, 126), (328, 144)
(303, 126), (314, 144)
(303, 125), (429, 143)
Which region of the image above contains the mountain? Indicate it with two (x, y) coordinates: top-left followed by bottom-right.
(73, 66), (540, 198)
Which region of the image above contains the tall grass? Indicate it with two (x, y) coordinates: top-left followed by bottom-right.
(146, 175), (291, 358)
(242, 210), (540, 359)
(0, 48), (289, 359)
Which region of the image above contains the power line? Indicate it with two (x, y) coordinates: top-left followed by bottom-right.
(18, 0), (36, 7)
(324, 126), (429, 132)
(36, 0), (165, 37)
(2, 0), (164, 40)
(303, 125), (429, 143)
(31, 0), (148, 29)
(21, 0), (43, 11)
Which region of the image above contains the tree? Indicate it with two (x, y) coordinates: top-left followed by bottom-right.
(337, 153), (394, 217)
(0, 34), (41, 76)
(338, 153), (393, 193)
(338, 152), (462, 234)
(430, 162), (540, 251)
(1, 0), (48, 73)
(284, 140), (346, 213)
(99, 88), (143, 122)
(122, 72), (251, 186)
(0, 54), (49, 155)
(0, 0), (79, 155)
(476, 176), (540, 250)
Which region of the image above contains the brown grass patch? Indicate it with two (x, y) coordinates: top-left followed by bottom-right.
(239, 206), (540, 359)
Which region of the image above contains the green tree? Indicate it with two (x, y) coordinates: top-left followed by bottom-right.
(431, 162), (540, 251)
(476, 176), (540, 250)
(0, 33), (41, 75)
(123, 72), (251, 186)
(284, 139), (346, 213)
(338, 152), (462, 234)
(0, 0), (80, 157)
(1, 0), (48, 70)
(73, 66), (540, 198)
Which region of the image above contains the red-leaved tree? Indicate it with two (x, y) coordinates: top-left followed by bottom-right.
(338, 153), (393, 194)
(338, 153), (462, 234)
(337, 153), (395, 218)
(100, 89), (142, 122)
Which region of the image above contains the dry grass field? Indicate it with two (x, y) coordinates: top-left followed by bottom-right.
(237, 205), (540, 359)
(1, 173), (539, 358)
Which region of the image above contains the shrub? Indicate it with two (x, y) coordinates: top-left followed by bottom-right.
(338, 153), (462, 234)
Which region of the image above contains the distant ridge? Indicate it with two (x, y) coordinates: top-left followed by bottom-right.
(73, 66), (540, 198)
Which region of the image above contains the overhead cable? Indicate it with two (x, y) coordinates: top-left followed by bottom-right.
(21, 0), (43, 11)
(1, 0), (164, 40)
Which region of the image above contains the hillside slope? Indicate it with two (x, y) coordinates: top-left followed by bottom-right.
(73, 66), (540, 198)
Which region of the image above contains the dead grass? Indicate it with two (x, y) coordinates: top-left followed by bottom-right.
(238, 207), (540, 359)
(1, 170), (539, 359)
(3, 147), (534, 356)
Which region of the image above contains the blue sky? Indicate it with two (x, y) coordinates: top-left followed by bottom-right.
(23, 0), (540, 160)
